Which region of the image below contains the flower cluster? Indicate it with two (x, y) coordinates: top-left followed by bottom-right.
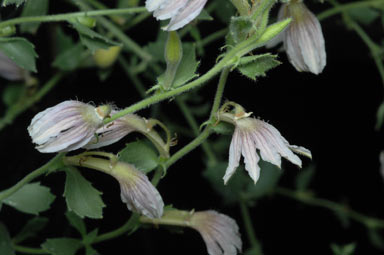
(145, 0), (208, 31)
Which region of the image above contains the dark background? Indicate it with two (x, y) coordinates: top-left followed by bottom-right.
(1, 1), (384, 254)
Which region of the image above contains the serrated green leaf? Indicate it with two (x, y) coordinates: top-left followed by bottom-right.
(20, 0), (49, 34)
(2, 84), (25, 107)
(0, 223), (15, 255)
(13, 217), (49, 243)
(1, 0), (25, 7)
(119, 140), (158, 173)
(64, 167), (105, 219)
(3, 182), (55, 215)
(65, 211), (86, 236)
(158, 43), (199, 88)
(295, 165), (315, 191)
(41, 238), (82, 255)
(212, 122), (234, 135)
(237, 53), (280, 81)
(230, 16), (253, 44)
(348, 7), (380, 25)
(52, 44), (84, 71)
(70, 21), (120, 52)
(0, 37), (38, 72)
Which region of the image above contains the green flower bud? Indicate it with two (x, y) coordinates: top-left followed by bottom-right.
(76, 17), (97, 28)
(163, 31), (183, 90)
(93, 46), (122, 68)
(0, 25), (16, 37)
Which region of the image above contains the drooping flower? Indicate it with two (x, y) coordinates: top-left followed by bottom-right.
(113, 161), (164, 218)
(0, 51), (26, 81)
(28, 100), (111, 153)
(220, 111), (311, 184)
(64, 155), (164, 218)
(145, 0), (208, 31)
(84, 112), (170, 158)
(190, 210), (242, 255)
(268, 1), (326, 74)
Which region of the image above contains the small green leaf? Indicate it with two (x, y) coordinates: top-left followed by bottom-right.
(0, 223), (15, 255)
(52, 44), (84, 71)
(20, 0), (49, 34)
(237, 53), (280, 81)
(295, 165), (315, 191)
(119, 140), (159, 173)
(55, 27), (74, 53)
(85, 246), (99, 255)
(3, 182), (55, 215)
(197, 10), (213, 21)
(70, 21), (120, 52)
(13, 217), (49, 243)
(0, 37), (38, 72)
(64, 167), (105, 219)
(348, 7), (380, 25)
(65, 211), (86, 236)
(1, 0), (25, 7)
(41, 238), (82, 255)
(230, 16), (253, 44)
(2, 84), (25, 107)
(158, 43), (199, 88)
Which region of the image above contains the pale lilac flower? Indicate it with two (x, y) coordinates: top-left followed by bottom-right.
(224, 116), (311, 184)
(190, 210), (242, 255)
(112, 162), (164, 218)
(84, 112), (138, 149)
(28, 100), (111, 153)
(268, 1), (326, 74)
(146, 0), (208, 31)
(0, 51), (25, 81)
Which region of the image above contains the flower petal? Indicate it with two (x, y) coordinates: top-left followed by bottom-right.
(223, 128), (243, 184)
(241, 131), (261, 184)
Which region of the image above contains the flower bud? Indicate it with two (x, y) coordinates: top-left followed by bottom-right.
(76, 17), (97, 28)
(163, 31), (183, 90)
(93, 46), (122, 68)
(0, 25), (16, 37)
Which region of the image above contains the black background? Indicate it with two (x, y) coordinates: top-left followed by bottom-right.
(1, 1), (384, 255)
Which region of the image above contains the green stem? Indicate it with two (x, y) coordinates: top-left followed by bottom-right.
(0, 7), (146, 28)
(239, 197), (262, 252)
(165, 127), (212, 169)
(209, 67), (230, 121)
(93, 213), (140, 243)
(275, 187), (384, 229)
(317, 0), (384, 21)
(176, 98), (217, 165)
(0, 153), (64, 201)
(13, 245), (48, 254)
(0, 72), (64, 131)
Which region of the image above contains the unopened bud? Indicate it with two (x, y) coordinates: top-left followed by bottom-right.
(93, 46), (122, 68)
(0, 25), (16, 37)
(76, 17), (97, 28)
(163, 31), (183, 90)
